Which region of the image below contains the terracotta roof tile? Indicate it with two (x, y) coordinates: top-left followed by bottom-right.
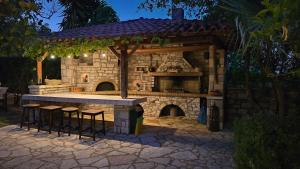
(46, 18), (231, 40)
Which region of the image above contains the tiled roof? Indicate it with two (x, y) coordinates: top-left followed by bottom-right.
(47, 18), (231, 40)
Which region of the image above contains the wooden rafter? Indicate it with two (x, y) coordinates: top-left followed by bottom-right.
(128, 44), (139, 56)
(108, 46), (120, 58)
(132, 45), (209, 54)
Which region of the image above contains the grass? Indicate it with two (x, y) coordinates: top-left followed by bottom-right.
(0, 106), (20, 128)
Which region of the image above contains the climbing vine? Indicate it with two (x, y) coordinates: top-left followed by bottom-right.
(24, 35), (168, 59)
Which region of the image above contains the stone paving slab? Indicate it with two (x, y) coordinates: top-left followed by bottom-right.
(0, 119), (234, 169)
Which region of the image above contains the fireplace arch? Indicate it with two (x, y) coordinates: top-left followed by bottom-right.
(159, 104), (185, 117)
(96, 82), (115, 91)
(94, 80), (118, 91)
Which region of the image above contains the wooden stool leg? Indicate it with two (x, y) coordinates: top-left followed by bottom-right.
(102, 113), (105, 135)
(93, 115), (96, 141)
(79, 114), (84, 139)
(38, 109), (42, 132)
(20, 107), (25, 128)
(76, 111), (80, 131)
(90, 115), (93, 132)
(33, 108), (36, 124)
(68, 112), (72, 136)
(48, 111), (53, 134)
(58, 111), (64, 137)
(27, 108), (30, 130)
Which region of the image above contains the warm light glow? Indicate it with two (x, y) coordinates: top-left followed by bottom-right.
(67, 55), (72, 58)
(83, 53), (88, 57)
(50, 55), (55, 59)
(101, 53), (106, 57)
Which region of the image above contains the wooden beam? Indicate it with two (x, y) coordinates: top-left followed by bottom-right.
(128, 44), (139, 56)
(36, 52), (48, 85)
(37, 60), (43, 84)
(108, 46), (120, 59)
(120, 46), (128, 98)
(132, 45), (209, 54)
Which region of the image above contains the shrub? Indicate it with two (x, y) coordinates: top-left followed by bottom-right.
(234, 112), (300, 169)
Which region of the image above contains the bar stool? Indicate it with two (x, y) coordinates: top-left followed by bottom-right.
(20, 103), (40, 130)
(38, 105), (62, 134)
(58, 107), (80, 136)
(79, 109), (105, 141)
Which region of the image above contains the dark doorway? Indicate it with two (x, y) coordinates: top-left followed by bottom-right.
(96, 82), (115, 91)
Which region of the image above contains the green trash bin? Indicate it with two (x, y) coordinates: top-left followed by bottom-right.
(129, 105), (144, 134)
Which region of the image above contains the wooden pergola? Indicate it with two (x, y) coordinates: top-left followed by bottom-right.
(36, 19), (231, 99)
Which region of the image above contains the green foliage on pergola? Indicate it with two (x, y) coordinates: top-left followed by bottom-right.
(23, 35), (168, 60)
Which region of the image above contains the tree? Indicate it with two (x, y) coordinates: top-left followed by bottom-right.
(0, 0), (38, 57)
(140, 0), (300, 115)
(0, 0), (55, 57)
(59, 0), (119, 30)
(139, 0), (230, 20)
(139, 0), (213, 18)
(221, 0), (300, 115)
(89, 1), (119, 25)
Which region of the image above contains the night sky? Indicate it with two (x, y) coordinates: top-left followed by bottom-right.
(44, 0), (169, 32)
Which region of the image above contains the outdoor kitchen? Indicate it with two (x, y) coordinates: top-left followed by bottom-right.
(23, 8), (229, 134)
(27, 43), (226, 130)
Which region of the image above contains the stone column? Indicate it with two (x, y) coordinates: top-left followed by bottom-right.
(114, 105), (135, 134)
(61, 58), (77, 85)
(207, 46), (225, 130)
(208, 45), (216, 92)
(214, 49), (225, 93)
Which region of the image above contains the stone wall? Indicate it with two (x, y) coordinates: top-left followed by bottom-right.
(28, 85), (71, 95)
(80, 95), (201, 120)
(225, 87), (277, 122)
(139, 96), (201, 119)
(224, 86), (300, 125)
(61, 47), (208, 93)
(61, 51), (119, 92)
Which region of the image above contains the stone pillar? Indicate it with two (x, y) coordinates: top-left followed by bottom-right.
(208, 45), (216, 92)
(114, 105), (135, 134)
(214, 49), (225, 94)
(207, 46), (225, 130)
(61, 58), (77, 85)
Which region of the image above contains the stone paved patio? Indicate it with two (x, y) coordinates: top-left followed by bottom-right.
(0, 117), (234, 169)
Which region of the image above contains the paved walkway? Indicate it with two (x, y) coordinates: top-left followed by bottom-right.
(0, 118), (234, 169)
